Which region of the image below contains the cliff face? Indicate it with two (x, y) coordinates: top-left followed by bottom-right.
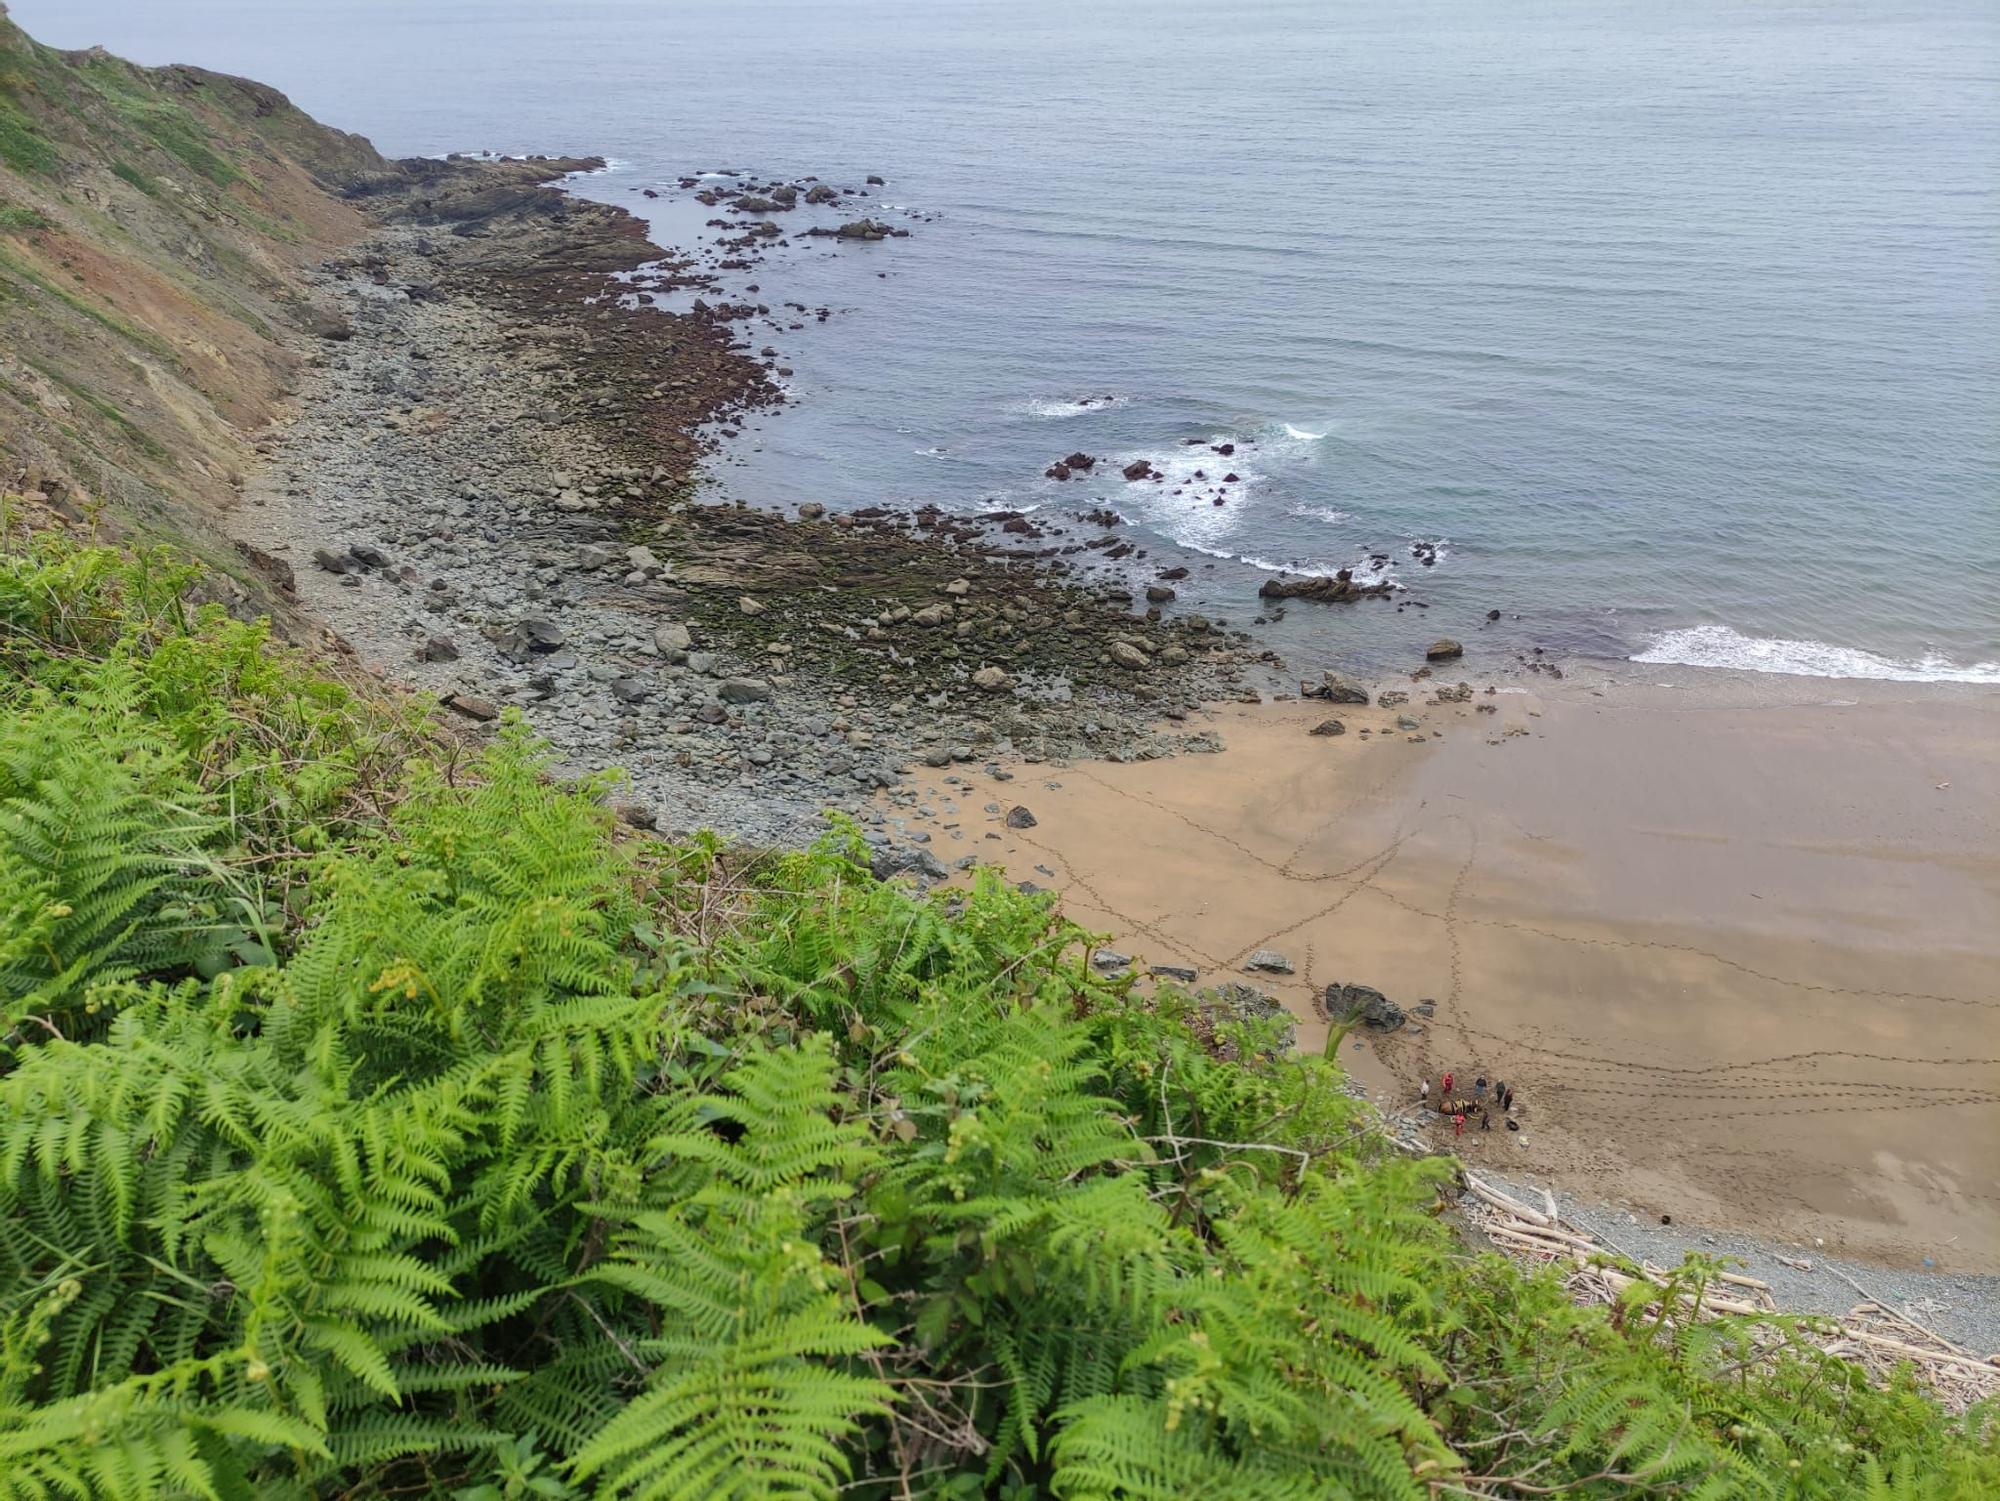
(0, 11), (392, 554)
(0, 11), (589, 606)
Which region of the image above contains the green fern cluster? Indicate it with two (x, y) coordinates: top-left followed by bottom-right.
(0, 536), (1993, 1499)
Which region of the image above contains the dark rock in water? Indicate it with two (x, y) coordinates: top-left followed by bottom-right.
(1486, 608), (1502, 622)
(1310, 717), (1346, 737)
(1325, 982), (1405, 1032)
(1303, 672), (1371, 705)
(1004, 804), (1037, 829)
(814, 217), (894, 240)
(1259, 569), (1391, 603)
(866, 174), (886, 185)
(804, 183), (839, 204)
(1121, 458), (1156, 481)
(1157, 565), (1189, 580)
(1426, 638), (1464, 661)
(1145, 584), (1176, 603)
(1044, 461), (1072, 481)
(1063, 452), (1096, 470)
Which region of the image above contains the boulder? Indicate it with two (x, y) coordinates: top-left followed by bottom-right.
(1306, 672), (1371, 705)
(1063, 452), (1096, 470)
(1324, 982), (1405, 1033)
(1258, 569), (1391, 603)
(1004, 805), (1037, 829)
(575, 542), (621, 570)
(1310, 717), (1345, 736)
(797, 501), (826, 519)
(1426, 638), (1464, 661)
(1145, 584), (1176, 603)
(311, 547), (350, 575)
(911, 603), (953, 627)
(1109, 641), (1148, 670)
(1121, 459), (1155, 481)
(1150, 963), (1199, 983)
(444, 693), (499, 722)
(653, 620), (693, 657)
(417, 635), (459, 663)
(1244, 949), (1293, 974)
(971, 665), (1012, 694)
(608, 677), (649, 704)
(804, 183), (839, 204)
(738, 595), (768, 616)
(718, 677), (775, 704)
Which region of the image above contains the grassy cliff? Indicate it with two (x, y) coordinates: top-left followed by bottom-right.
(0, 8), (387, 562)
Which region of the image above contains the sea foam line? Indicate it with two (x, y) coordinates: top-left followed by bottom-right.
(1632, 626), (2000, 684)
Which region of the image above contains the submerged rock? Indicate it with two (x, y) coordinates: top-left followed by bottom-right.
(1259, 569), (1391, 603)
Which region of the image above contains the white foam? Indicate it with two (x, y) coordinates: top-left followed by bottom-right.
(1282, 423), (1327, 441)
(1022, 395), (1129, 419)
(1632, 626), (2000, 683)
(1286, 503), (1353, 526)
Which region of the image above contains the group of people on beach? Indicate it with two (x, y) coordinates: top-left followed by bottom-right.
(1418, 1070), (1519, 1137)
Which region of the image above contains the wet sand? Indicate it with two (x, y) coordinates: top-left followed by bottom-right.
(897, 669), (2000, 1270)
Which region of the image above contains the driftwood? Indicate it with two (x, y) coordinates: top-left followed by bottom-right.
(1457, 1172), (1998, 1414)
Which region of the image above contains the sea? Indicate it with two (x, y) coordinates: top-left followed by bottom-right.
(21, 0), (2000, 679)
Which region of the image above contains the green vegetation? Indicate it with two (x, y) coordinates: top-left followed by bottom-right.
(0, 201), (47, 232)
(0, 534), (1993, 1499)
(0, 94), (55, 176)
(112, 158), (158, 196)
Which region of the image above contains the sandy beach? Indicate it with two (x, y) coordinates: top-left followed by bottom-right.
(891, 667), (2000, 1272)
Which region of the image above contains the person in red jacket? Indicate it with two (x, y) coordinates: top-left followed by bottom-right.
(1442, 1070), (1454, 1099)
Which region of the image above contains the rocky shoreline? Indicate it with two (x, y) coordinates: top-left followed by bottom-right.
(231, 160), (1264, 855)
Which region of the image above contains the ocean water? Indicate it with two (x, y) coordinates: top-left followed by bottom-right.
(23, 0), (2000, 679)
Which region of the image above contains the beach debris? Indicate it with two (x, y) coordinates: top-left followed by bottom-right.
(1458, 1173), (2000, 1414)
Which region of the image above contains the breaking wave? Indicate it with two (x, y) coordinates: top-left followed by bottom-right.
(1632, 626), (2000, 683)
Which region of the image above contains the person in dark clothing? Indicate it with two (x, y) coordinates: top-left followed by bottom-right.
(1479, 1107), (1491, 1131)
(1474, 1075), (1487, 1102)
